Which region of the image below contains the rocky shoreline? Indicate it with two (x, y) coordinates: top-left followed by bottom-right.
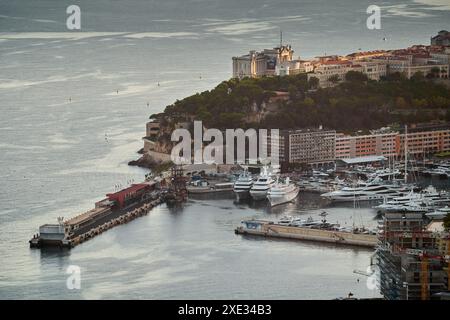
(128, 152), (173, 173)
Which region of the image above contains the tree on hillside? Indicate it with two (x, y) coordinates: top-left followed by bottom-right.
(329, 75), (341, 85)
(431, 67), (441, 79)
(444, 213), (450, 231)
(303, 97), (315, 107)
(308, 77), (319, 90)
(412, 98), (428, 108)
(411, 71), (425, 82)
(385, 72), (406, 81)
(395, 97), (408, 109)
(288, 84), (299, 100)
(345, 71), (368, 82)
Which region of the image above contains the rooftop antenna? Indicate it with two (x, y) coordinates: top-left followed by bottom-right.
(280, 29), (283, 47)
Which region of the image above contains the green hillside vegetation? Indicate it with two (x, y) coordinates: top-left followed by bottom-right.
(157, 71), (450, 132)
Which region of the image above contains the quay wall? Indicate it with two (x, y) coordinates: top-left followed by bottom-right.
(30, 197), (164, 249)
(237, 224), (377, 248)
(70, 198), (163, 247)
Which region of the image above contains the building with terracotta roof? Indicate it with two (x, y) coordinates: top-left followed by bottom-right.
(335, 125), (450, 160)
(431, 30), (450, 46)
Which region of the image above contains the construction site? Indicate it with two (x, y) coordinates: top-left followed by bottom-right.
(375, 212), (450, 300)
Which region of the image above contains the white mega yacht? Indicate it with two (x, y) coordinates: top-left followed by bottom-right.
(267, 177), (300, 207)
(320, 178), (403, 202)
(249, 166), (275, 201)
(233, 170), (253, 201)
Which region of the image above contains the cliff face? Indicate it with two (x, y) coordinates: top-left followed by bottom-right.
(153, 137), (173, 154)
(146, 101), (282, 153)
(137, 72), (450, 166)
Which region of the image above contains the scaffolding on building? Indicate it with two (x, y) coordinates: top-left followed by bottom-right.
(375, 212), (448, 300)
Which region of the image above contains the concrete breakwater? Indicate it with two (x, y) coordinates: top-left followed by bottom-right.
(29, 180), (166, 249)
(70, 198), (163, 247)
(235, 220), (377, 248)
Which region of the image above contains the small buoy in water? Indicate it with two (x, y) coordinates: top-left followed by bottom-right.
(147, 102), (149, 107)
(116, 89), (119, 94)
(157, 82), (160, 86)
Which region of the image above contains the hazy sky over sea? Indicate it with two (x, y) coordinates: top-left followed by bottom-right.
(0, 1), (449, 59)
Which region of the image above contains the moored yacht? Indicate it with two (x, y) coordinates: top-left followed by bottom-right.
(267, 177), (300, 207)
(320, 176), (409, 203)
(233, 170), (253, 200)
(375, 185), (450, 212)
(426, 206), (450, 219)
(249, 166), (275, 201)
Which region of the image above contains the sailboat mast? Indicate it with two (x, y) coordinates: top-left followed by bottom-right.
(404, 125), (408, 183)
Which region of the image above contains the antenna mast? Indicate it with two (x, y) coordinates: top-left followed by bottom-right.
(404, 125), (408, 183)
(280, 30), (283, 47)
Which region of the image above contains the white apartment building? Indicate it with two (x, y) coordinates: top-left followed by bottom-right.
(307, 60), (363, 88)
(373, 54), (449, 79)
(358, 60), (387, 80)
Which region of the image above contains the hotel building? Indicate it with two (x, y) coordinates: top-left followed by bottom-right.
(269, 128), (336, 165)
(335, 132), (398, 159)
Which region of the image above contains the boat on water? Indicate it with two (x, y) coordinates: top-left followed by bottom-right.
(278, 215), (294, 225)
(278, 212), (339, 229)
(426, 206), (450, 219)
(374, 185), (450, 212)
(289, 216), (324, 228)
(235, 214), (377, 247)
(423, 166), (450, 178)
(267, 177), (299, 207)
(320, 177), (407, 202)
(377, 200), (431, 213)
(297, 176), (345, 193)
(249, 166), (275, 201)
(233, 170), (253, 201)
(186, 180), (234, 194)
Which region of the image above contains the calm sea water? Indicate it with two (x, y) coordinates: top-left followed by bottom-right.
(1, 0), (449, 299)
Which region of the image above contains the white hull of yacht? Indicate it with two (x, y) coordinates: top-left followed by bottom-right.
(250, 189), (270, 201)
(321, 193), (385, 202)
(268, 186), (300, 207)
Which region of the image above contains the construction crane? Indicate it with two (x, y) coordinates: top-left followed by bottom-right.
(406, 249), (443, 300)
(420, 255), (429, 300)
(446, 237), (450, 292)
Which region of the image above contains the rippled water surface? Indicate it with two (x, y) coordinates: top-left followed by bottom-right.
(1, 0), (449, 299)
